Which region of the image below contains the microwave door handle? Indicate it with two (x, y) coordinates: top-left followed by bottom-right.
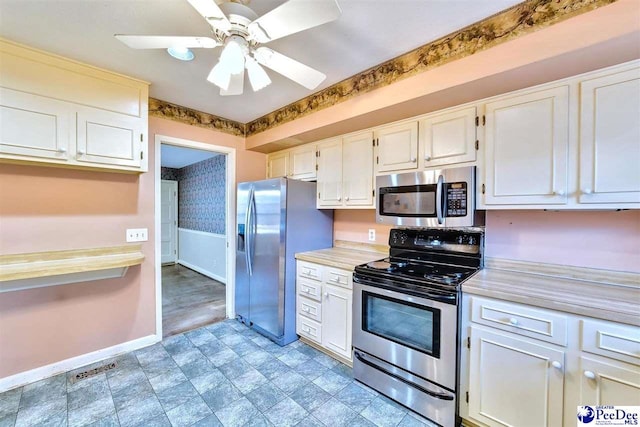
(436, 174), (444, 225)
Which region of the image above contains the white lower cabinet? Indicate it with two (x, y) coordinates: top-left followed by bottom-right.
(462, 294), (640, 427)
(296, 260), (353, 362)
(468, 326), (564, 427)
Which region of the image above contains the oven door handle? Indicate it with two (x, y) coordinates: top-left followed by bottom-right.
(354, 351), (454, 401)
(353, 275), (456, 304)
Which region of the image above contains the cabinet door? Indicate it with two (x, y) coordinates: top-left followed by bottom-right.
(420, 106), (477, 168)
(289, 145), (317, 180)
(316, 138), (343, 207)
(76, 107), (143, 168)
(579, 356), (640, 406)
(0, 88), (71, 161)
(468, 326), (564, 427)
(375, 122), (418, 173)
(579, 68), (640, 205)
(321, 283), (352, 360)
(267, 152), (288, 178)
(343, 131), (374, 207)
(484, 86), (569, 206)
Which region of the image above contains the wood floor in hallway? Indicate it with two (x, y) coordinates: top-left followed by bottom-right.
(162, 264), (226, 338)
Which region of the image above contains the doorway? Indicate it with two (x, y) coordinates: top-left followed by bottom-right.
(154, 135), (236, 339)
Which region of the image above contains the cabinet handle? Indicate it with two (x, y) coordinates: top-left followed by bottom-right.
(425, 156), (431, 161)
(553, 190), (565, 196)
(337, 197), (342, 201)
(303, 288), (311, 294)
(303, 307), (310, 313)
(410, 157), (416, 163)
(584, 370), (596, 380)
(345, 196), (350, 201)
(324, 292), (329, 298)
(331, 277), (339, 282)
(303, 269), (311, 275)
(551, 361), (562, 370)
(303, 327), (310, 333)
(583, 188), (592, 194)
(57, 147), (67, 153)
(508, 317), (519, 326)
(77, 150), (85, 156)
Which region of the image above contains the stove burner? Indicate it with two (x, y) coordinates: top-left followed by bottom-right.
(366, 259), (406, 271)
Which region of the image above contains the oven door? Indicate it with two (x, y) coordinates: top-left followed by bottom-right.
(353, 280), (458, 390)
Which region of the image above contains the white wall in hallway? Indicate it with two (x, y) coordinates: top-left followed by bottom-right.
(178, 228), (226, 283)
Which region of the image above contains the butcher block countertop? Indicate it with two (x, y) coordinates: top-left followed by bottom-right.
(463, 258), (640, 326)
(295, 240), (388, 271)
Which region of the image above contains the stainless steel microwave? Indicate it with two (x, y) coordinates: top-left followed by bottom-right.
(376, 166), (485, 228)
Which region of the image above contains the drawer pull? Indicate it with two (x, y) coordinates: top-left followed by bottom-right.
(584, 370), (596, 380)
(551, 361), (562, 370)
(331, 277), (340, 282)
(508, 317), (519, 326)
(57, 147), (67, 153)
(324, 292), (329, 298)
(303, 288), (311, 294)
(303, 307), (310, 313)
(303, 327), (310, 333)
(303, 269), (311, 275)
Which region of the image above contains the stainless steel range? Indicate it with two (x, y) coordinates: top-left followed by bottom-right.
(353, 228), (483, 427)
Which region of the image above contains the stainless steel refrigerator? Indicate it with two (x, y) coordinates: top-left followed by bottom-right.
(236, 178), (333, 345)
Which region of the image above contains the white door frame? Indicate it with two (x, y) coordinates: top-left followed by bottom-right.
(154, 134), (237, 338)
(160, 179), (178, 265)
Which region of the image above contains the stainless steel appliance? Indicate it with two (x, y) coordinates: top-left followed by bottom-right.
(236, 178), (333, 346)
(353, 228), (483, 427)
(376, 166), (484, 228)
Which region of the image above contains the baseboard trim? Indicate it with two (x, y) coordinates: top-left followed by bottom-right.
(177, 260), (226, 284)
(0, 334), (160, 393)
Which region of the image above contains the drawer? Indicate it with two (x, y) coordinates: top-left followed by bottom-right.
(470, 296), (568, 346)
(297, 261), (323, 282)
(298, 297), (321, 322)
(581, 319), (640, 366)
(297, 315), (321, 344)
(297, 278), (321, 302)
(325, 267), (352, 289)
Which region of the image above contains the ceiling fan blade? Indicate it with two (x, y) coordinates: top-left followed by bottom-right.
(220, 72), (245, 96)
(254, 47), (326, 90)
(248, 0), (341, 43)
(115, 35), (219, 49)
(187, 0), (232, 32)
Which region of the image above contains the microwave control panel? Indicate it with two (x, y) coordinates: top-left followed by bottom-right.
(446, 182), (467, 217)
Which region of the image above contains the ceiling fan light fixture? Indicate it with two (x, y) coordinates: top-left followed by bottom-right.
(219, 35), (247, 75)
(167, 46), (195, 61)
(246, 56), (271, 92)
(207, 61), (231, 90)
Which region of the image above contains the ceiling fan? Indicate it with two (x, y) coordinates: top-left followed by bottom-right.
(115, 0), (341, 96)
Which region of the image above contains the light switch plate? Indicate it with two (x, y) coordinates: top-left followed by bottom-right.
(368, 229), (376, 242)
(126, 228), (148, 242)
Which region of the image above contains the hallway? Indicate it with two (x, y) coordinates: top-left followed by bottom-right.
(162, 264), (226, 337)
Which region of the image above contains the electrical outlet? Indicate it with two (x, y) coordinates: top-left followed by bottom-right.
(126, 228), (148, 242)
(368, 229), (376, 242)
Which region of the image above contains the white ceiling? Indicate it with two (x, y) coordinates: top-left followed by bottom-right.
(0, 0), (522, 123)
(161, 144), (220, 168)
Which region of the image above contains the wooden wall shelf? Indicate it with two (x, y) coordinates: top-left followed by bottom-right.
(0, 245), (144, 292)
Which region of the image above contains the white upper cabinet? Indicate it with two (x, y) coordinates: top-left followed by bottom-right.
(483, 85), (570, 206)
(267, 145), (317, 180)
(375, 121), (418, 173)
(289, 145), (317, 180)
(0, 87), (71, 162)
(316, 138), (343, 207)
(579, 67), (640, 205)
(76, 107), (143, 168)
(267, 151), (289, 179)
(420, 106), (477, 168)
(343, 131), (374, 207)
(0, 39), (149, 173)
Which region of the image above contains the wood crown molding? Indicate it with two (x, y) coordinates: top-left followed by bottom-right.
(150, 0), (617, 138)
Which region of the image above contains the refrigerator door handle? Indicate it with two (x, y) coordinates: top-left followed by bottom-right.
(246, 187), (254, 276)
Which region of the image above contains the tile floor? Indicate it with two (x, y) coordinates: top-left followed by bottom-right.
(0, 320), (437, 427)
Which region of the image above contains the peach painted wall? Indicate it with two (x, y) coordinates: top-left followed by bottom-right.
(333, 210), (640, 273)
(0, 116), (265, 380)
